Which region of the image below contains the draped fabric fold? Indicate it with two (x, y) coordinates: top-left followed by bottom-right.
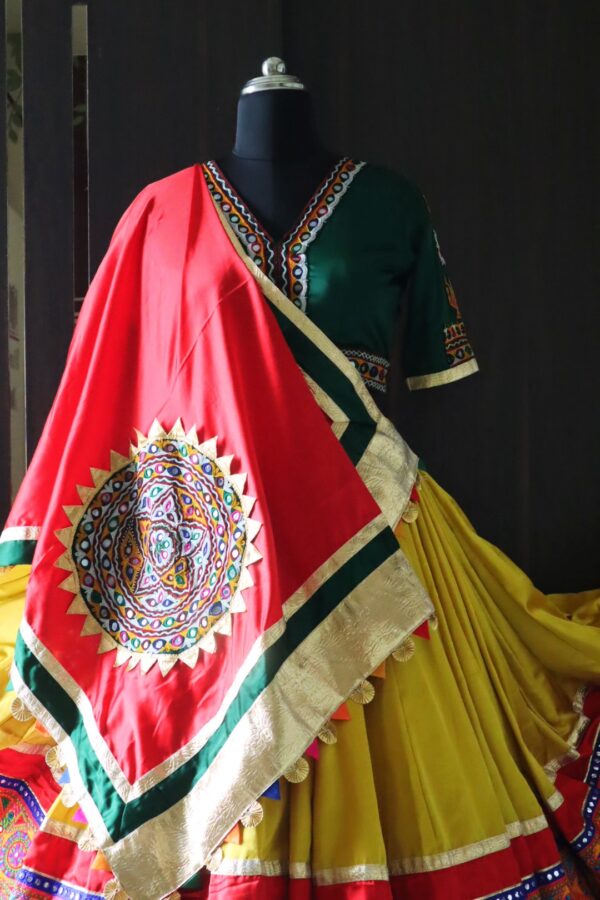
(0, 166), (433, 898)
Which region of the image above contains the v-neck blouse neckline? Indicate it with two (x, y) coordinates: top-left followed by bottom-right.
(201, 156), (366, 312)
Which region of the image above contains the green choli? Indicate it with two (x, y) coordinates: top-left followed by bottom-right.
(202, 157), (478, 393)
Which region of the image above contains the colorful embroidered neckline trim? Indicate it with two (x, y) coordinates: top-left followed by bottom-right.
(201, 158), (365, 313)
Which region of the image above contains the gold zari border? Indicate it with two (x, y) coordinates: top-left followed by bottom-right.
(0, 525), (40, 543)
(544, 685), (589, 781)
(388, 812), (552, 874)
(211, 812), (556, 882)
(41, 818), (84, 844)
(213, 813), (555, 882)
(406, 358), (479, 391)
(213, 859), (389, 884)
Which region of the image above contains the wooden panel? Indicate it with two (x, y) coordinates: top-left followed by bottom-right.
(284, 0), (600, 590)
(87, 0), (282, 274)
(22, 0), (74, 459)
(0, 0), (9, 523)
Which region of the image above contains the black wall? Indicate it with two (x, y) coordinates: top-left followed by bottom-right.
(4, 0), (599, 591)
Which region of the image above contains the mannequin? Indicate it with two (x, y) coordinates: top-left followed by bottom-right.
(215, 61), (337, 242)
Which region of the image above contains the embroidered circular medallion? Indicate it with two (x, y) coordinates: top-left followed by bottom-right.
(72, 441), (244, 654)
(57, 421), (261, 675)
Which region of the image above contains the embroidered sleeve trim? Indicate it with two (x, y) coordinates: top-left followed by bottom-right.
(406, 358), (479, 391)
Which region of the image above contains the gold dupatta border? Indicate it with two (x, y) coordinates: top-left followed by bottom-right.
(0, 526), (41, 543)
(406, 357), (479, 391)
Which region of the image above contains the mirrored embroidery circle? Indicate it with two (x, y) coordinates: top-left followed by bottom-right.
(71, 437), (247, 657)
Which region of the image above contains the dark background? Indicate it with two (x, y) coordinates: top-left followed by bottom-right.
(1, 0), (598, 591)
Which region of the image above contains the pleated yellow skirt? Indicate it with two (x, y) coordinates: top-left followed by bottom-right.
(204, 470), (600, 899)
(0, 471), (599, 899)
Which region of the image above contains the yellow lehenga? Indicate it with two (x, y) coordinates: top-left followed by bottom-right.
(199, 469), (599, 899)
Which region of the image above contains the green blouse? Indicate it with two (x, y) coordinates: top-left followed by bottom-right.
(202, 157), (478, 394)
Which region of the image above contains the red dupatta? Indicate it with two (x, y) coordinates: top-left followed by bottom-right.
(0, 165), (432, 898)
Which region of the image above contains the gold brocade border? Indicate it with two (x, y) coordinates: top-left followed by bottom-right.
(0, 525), (40, 543)
(4, 741), (47, 756)
(216, 859), (289, 878)
(14, 517), (397, 804)
(213, 859), (390, 884)
(289, 863), (311, 879)
(301, 373), (349, 442)
(305, 865), (389, 886)
(388, 812), (551, 874)
(41, 818), (84, 844)
(544, 685), (589, 781)
(212, 814), (554, 881)
(406, 358), (479, 391)
(545, 790), (564, 811)
(207, 188), (418, 531)
(102, 543), (431, 899)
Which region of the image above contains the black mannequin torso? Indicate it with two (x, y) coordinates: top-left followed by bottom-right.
(215, 90), (337, 242)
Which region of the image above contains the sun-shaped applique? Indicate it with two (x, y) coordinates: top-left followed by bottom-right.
(54, 420), (261, 675)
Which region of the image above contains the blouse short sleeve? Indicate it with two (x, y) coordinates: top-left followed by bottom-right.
(403, 194), (479, 390)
